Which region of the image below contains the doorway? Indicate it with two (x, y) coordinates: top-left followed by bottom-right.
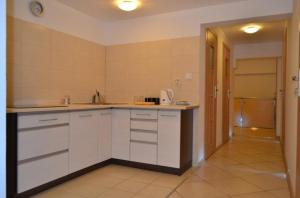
(222, 44), (231, 144)
(204, 29), (217, 159)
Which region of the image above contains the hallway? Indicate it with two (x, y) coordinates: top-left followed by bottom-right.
(33, 134), (290, 198)
(171, 136), (290, 198)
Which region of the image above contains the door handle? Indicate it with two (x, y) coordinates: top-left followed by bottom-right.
(213, 86), (218, 98)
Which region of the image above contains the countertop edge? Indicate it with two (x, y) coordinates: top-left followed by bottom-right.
(6, 104), (199, 113)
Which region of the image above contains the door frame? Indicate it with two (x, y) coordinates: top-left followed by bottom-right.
(0, 0), (6, 197)
(204, 29), (218, 159)
(222, 43), (231, 144)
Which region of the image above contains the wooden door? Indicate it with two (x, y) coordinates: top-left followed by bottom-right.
(281, 27), (287, 149)
(204, 30), (218, 159)
(222, 44), (231, 144)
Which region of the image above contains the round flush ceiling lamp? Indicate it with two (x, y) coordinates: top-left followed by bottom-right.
(242, 24), (262, 34)
(117, 0), (140, 12)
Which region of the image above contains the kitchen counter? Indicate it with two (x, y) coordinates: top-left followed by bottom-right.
(7, 104), (199, 113)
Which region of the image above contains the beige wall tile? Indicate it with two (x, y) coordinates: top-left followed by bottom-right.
(7, 16), (106, 106)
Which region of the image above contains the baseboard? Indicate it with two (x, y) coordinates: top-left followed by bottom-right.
(16, 158), (191, 198)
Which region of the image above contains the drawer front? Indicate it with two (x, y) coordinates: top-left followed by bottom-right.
(18, 151), (68, 193)
(130, 141), (157, 164)
(131, 110), (157, 120)
(18, 112), (69, 129)
(131, 120), (157, 131)
(131, 131), (157, 143)
(18, 125), (69, 161)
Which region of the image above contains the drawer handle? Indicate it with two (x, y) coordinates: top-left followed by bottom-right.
(79, 114), (92, 118)
(101, 113), (111, 116)
(130, 140), (157, 145)
(136, 113), (151, 116)
(160, 115), (177, 117)
(39, 118), (58, 122)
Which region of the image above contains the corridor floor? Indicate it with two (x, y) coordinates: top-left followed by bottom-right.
(33, 136), (290, 198)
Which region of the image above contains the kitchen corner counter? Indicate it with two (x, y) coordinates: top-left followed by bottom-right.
(6, 104), (199, 113)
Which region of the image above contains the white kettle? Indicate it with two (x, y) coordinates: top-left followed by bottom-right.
(160, 89), (174, 105)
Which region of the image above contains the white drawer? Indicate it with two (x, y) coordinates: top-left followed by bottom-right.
(131, 110), (157, 119)
(18, 112), (69, 129)
(18, 151), (68, 193)
(130, 141), (157, 164)
(18, 125), (69, 161)
(131, 120), (157, 131)
(131, 131), (157, 143)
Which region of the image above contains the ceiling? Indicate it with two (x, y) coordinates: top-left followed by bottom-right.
(57, 0), (249, 22)
(219, 20), (286, 44)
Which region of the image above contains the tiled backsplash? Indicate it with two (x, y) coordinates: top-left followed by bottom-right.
(105, 38), (200, 103)
(7, 16), (106, 106)
(7, 16), (200, 106)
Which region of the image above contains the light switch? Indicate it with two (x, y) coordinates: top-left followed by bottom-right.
(185, 73), (193, 80)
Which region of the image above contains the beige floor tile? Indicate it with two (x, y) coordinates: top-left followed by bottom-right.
(80, 174), (126, 188)
(193, 164), (236, 182)
(152, 174), (186, 188)
(94, 165), (141, 179)
(218, 164), (259, 177)
(115, 180), (148, 193)
(168, 191), (183, 198)
(268, 188), (291, 198)
(32, 186), (83, 198)
(130, 170), (164, 184)
(241, 173), (288, 190)
(59, 178), (111, 198)
(231, 191), (277, 198)
(136, 184), (173, 198)
(247, 162), (285, 174)
(96, 188), (134, 198)
(176, 180), (227, 198)
(208, 178), (263, 196)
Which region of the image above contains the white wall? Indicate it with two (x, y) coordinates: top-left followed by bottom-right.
(233, 42), (283, 67)
(285, 0), (300, 195)
(0, 0), (6, 197)
(104, 0), (292, 45)
(7, 0), (106, 44)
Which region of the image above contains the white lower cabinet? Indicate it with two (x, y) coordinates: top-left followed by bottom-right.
(112, 109), (130, 160)
(158, 110), (181, 168)
(69, 110), (100, 173)
(99, 109), (112, 162)
(18, 151), (68, 193)
(130, 141), (157, 164)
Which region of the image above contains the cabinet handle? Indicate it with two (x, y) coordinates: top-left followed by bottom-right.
(39, 118), (58, 122)
(130, 140), (157, 145)
(79, 114), (92, 118)
(160, 115), (177, 117)
(136, 113), (151, 116)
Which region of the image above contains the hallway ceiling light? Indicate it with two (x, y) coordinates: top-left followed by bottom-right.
(242, 25), (262, 34)
(117, 0), (140, 12)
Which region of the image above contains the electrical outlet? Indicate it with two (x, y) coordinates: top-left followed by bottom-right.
(185, 73), (193, 80)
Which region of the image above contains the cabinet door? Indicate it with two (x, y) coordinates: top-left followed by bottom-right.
(158, 110), (181, 168)
(112, 109), (130, 160)
(99, 110), (112, 162)
(70, 110), (100, 173)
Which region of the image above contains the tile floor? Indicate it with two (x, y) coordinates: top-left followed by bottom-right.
(33, 136), (290, 198)
(233, 127), (276, 139)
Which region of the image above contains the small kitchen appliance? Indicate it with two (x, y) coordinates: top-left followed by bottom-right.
(160, 89), (174, 105)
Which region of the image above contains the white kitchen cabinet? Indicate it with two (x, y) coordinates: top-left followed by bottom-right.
(158, 110), (181, 168)
(69, 110), (100, 173)
(130, 141), (157, 164)
(99, 109), (112, 162)
(18, 151), (68, 193)
(112, 109), (130, 160)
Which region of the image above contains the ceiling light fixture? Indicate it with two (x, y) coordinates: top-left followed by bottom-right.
(117, 0), (140, 12)
(242, 24), (262, 34)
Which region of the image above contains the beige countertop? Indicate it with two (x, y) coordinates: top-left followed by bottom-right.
(7, 104), (199, 113)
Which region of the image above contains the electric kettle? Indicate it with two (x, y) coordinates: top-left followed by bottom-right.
(160, 89), (174, 105)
